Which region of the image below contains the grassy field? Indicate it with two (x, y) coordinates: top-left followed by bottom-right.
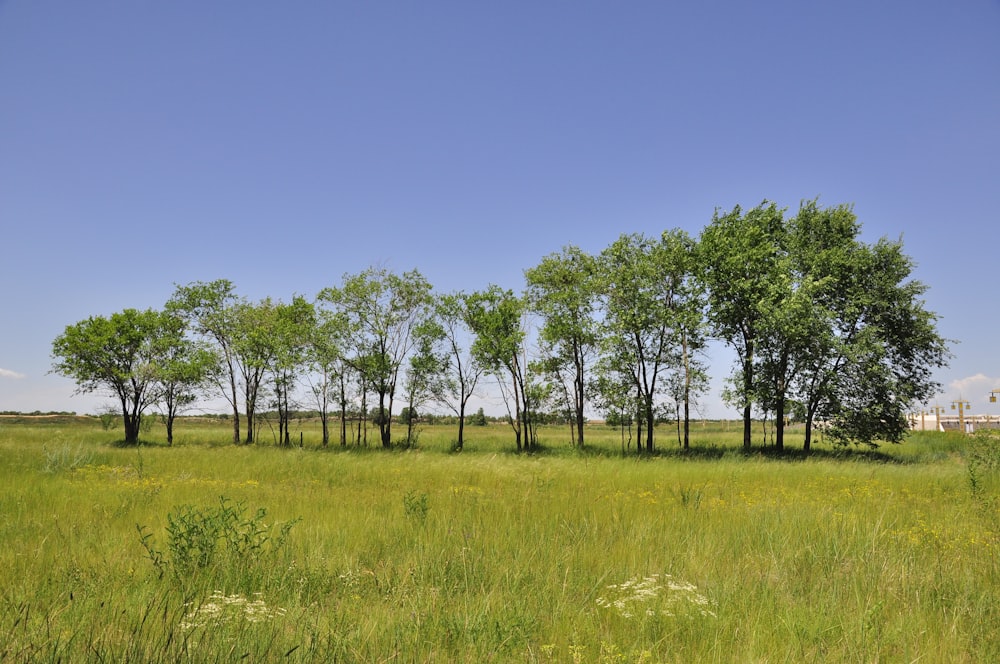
(0, 416), (996, 662)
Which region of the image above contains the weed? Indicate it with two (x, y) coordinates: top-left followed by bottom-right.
(137, 496), (300, 581)
(675, 483), (704, 509)
(42, 443), (93, 473)
(403, 490), (429, 524)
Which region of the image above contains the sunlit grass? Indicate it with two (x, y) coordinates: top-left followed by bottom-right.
(0, 418), (997, 661)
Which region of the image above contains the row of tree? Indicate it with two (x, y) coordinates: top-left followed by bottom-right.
(51, 200), (950, 451)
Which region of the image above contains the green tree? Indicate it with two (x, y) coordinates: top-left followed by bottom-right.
(308, 306), (353, 446)
(51, 308), (174, 444)
(400, 318), (447, 447)
(465, 285), (536, 452)
(697, 202), (786, 451)
(431, 293), (486, 451)
(153, 313), (214, 445)
(598, 230), (702, 453)
(319, 267), (434, 448)
(268, 296), (316, 446)
(525, 245), (599, 448)
(789, 212), (950, 447)
(167, 280), (245, 444)
(229, 298), (281, 444)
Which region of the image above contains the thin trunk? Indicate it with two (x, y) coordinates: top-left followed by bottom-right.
(775, 396), (785, 451)
(575, 343), (585, 448)
(804, 399), (819, 452)
(743, 339), (754, 451)
(338, 373), (347, 447)
(775, 349), (788, 452)
(682, 333), (691, 450)
(229, 371), (240, 445)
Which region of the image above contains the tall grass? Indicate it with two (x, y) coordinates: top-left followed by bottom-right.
(0, 417), (996, 661)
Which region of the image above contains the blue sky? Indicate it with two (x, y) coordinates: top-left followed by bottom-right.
(2, 1), (998, 419)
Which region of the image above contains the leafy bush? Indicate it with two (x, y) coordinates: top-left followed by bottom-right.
(403, 490), (429, 524)
(138, 496), (299, 581)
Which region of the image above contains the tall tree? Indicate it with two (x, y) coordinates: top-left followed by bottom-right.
(230, 298), (281, 444)
(319, 267), (434, 448)
(790, 214), (950, 447)
(598, 231), (701, 452)
(268, 296), (316, 446)
(465, 285), (536, 452)
(51, 308), (173, 444)
(431, 293), (486, 451)
(153, 313), (214, 445)
(525, 245), (599, 448)
(309, 306), (353, 446)
(400, 318), (447, 447)
(782, 200), (868, 450)
(167, 280), (245, 444)
(697, 202), (786, 451)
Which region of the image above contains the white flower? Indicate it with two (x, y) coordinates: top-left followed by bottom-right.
(595, 574), (716, 618)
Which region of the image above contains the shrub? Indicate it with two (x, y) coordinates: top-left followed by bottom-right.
(137, 496), (299, 582)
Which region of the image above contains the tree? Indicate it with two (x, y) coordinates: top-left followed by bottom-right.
(597, 231), (702, 453)
(319, 267), (434, 448)
(167, 280), (245, 444)
(229, 298), (280, 444)
(525, 245), (599, 448)
(153, 313), (214, 445)
(400, 318), (447, 447)
(51, 308), (173, 444)
(430, 293), (485, 450)
(697, 202), (786, 451)
(465, 285), (536, 452)
(308, 306), (353, 446)
(786, 206), (950, 447)
(267, 296), (316, 446)
(700, 199), (950, 451)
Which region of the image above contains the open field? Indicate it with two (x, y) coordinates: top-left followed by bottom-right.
(0, 417), (997, 662)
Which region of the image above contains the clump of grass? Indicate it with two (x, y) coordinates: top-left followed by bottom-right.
(42, 443), (93, 473)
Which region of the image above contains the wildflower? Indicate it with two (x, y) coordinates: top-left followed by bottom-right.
(595, 574), (716, 618)
(179, 591), (285, 629)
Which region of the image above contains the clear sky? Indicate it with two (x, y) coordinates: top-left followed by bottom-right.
(2, 1), (998, 419)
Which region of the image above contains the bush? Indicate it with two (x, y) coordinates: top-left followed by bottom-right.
(137, 496), (299, 583)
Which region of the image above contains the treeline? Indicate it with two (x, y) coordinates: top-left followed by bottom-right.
(51, 200), (949, 450)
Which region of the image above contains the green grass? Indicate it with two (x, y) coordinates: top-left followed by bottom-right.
(0, 417), (996, 661)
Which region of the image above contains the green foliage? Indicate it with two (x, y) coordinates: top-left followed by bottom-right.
(51, 308), (184, 444)
(469, 407), (487, 426)
(402, 490), (429, 524)
(137, 496), (299, 582)
(98, 409), (118, 431)
(966, 430), (1000, 525)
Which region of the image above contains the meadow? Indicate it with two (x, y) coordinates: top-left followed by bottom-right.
(0, 415), (997, 662)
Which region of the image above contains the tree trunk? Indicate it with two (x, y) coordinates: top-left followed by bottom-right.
(682, 333), (691, 450)
(229, 370), (241, 444)
(775, 396), (785, 451)
(743, 340), (754, 451)
(575, 347), (586, 448)
(339, 375), (348, 447)
(123, 414), (140, 444)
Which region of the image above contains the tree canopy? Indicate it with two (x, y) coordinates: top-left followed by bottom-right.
(52, 200), (950, 452)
